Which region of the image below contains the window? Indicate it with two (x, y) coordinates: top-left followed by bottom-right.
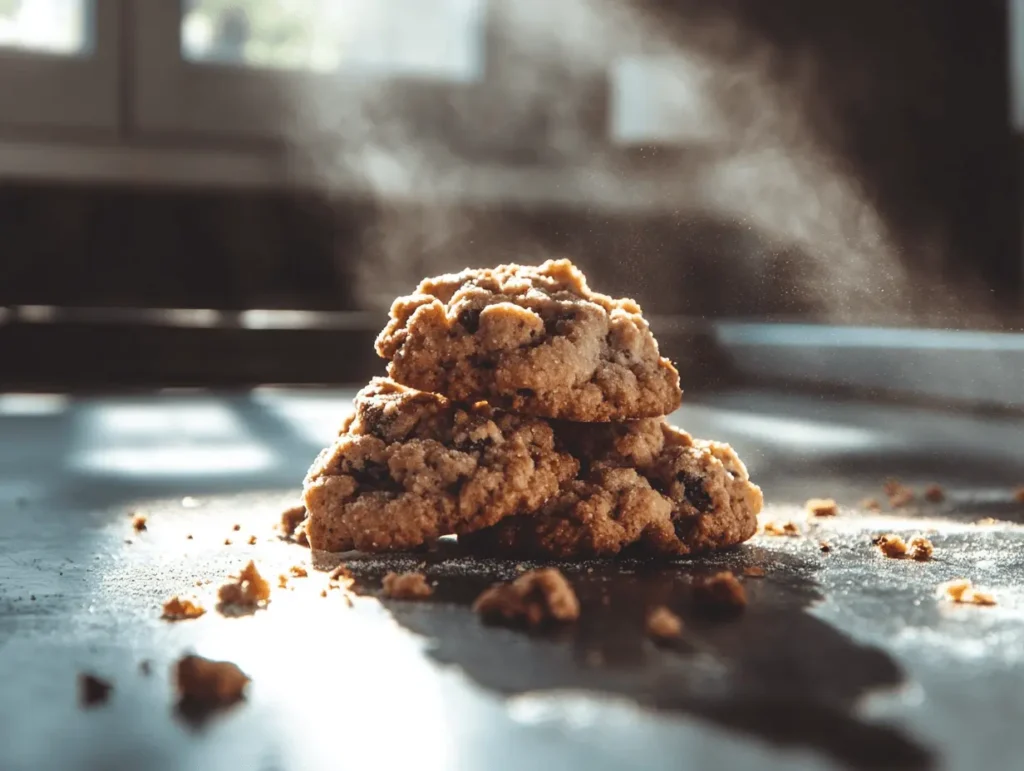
(181, 0), (484, 81)
(133, 0), (485, 137)
(0, 0), (91, 55)
(609, 55), (720, 146)
(0, 0), (118, 131)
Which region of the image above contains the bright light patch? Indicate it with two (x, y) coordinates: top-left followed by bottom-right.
(0, 393), (69, 416)
(74, 444), (273, 476)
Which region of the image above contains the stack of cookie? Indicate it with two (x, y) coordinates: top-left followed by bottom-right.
(302, 260), (763, 558)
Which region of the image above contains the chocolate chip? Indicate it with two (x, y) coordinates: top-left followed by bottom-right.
(677, 472), (713, 513)
(349, 462), (402, 493)
(457, 307), (482, 334)
(543, 310), (576, 335)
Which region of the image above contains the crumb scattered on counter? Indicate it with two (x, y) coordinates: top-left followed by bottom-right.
(646, 606), (683, 641)
(909, 535), (934, 561)
(217, 561), (271, 609)
(329, 564), (352, 582)
(473, 568), (580, 627)
(175, 654), (249, 706)
(382, 572), (434, 600)
(643, 606), (684, 638)
(162, 596), (206, 621)
(693, 571), (747, 612)
(280, 504), (307, 537)
(320, 589), (327, 598)
(763, 520), (800, 537)
(295, 525), (309, 548)
(278, 574), (288, 589)
(940, 578), (996, 606)
(79, 673), (112, 708)
(819, 541), (832, 553)
(805, 498), (839, 517)
(876, 533), (908, 558)
(289, 565), (308, 578)
(923, 484), (945, 503)
(860, 498), (882, 512)
(232, 524), (241, 532)
(247, 535), (257, 545)
(743, 566), (766, 577)
(132, 514), (148, 532)
(887, 484), (915, 508)
(186, 534), (194, 540)
(883, 479), (903, 496)
(224, 538), (232, 546)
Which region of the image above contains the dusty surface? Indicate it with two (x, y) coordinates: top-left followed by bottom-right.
(2, 388), (1024, 771)
(376, 259), (681, 421)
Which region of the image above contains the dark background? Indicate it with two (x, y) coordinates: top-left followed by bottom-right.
(1, 0), (1019, 388)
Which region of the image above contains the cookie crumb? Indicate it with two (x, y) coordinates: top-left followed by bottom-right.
(132, 514), (148, 532)
(320, 589), (327, 598)
(909, 535), (934, 561)
(923, 484), (945, 503)
(819, 541), (833, 553)
(887, 485), (915, 508)
(860, 498), (882, 512)
(224, 538), (232, 546)
(289, 565), (308, 578)
(693, 571), (747, 613)
(646, 606), (683, 641)
(382, 572), (434, 600)
(175, 654), (249, 706)
(763, 520), (800, 536)
(280, 504), (307, 537)
(882, 478), (903, 496)
(805, 498), (839, 517)
(295, 525), (309, 548)
(939, 578), (996, 606)
(876, 533), (908, 558)
(232, 524), (241, 532)
(162, 596), (206, 621)
(277, 574), (288, 588)
(247, 535), (257, 545)
(217, 561), (271, 609)
(79, 673), (112, 707)
(742, 566), (766, 577)
(329, 564), (352, 582)
(473, 568), (580, 627)
(186, 534), (194, 540)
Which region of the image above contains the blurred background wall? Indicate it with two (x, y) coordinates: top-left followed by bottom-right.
(0, 0), (1020, 388)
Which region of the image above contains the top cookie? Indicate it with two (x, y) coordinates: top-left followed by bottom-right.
(375, 259), (682, 422)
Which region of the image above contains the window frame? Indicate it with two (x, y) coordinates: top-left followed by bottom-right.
(131, 0), (489, 139)
(0, 0), (120, 132)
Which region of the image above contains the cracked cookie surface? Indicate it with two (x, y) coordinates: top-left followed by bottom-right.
(375, 259), (681, 422)
(462, 421), (762, 558)
(303, 378), (579, 553)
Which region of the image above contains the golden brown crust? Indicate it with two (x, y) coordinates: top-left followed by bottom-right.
(464, 421), (761, 558)
(375, 260), (681, 421)
(303, 378), (578, 553)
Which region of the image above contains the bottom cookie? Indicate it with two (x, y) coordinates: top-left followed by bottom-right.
(462, 422), (763, 558)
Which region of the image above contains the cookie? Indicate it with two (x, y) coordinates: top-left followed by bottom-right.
(375, 259), (682, 422)
(463, 421), (762, 558)
(303, 378), (579, 552)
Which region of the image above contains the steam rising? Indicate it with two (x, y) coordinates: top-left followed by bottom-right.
(285, 0), (935, 320)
